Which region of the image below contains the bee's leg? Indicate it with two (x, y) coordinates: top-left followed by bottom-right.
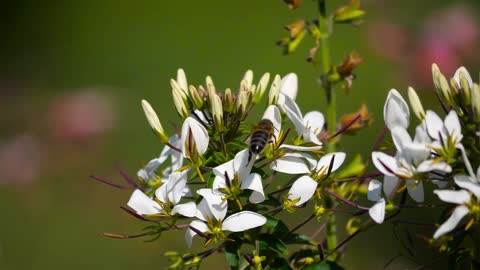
(247, 150), (252, 165)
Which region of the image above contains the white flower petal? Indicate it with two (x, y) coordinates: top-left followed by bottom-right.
(417, 160), (451, 173)
(155, 184), (168, 203)
(137, 158), (162, 180)
(288, 176), (318, 206)
(413, 123), (430, 143)
(454, 175), (480, 199)
(241, 173), (265, 203)
(222, 211), (267, 232)
(369, 198), (386, 224)
(384, 89), (410, 130)
(270, 154), (312, 174)
(213, 159), (235, 181)
(262, 105), (282, 139)
(181, 117), (209, 158)
(303, 111), (325, 136)
(185, 220), (209, 248)
(280, 144), (323, 151)
(406, 179), (424, 202)
(433, 205), (469, 239)
(279, 73), (298, 101)
(166, 170), (189, 205)
(433, 189), (471, 204)
(195, 198), (212, 222)
(403, 143), (430, 166)
(444, 111), (462, 142)
(172, 202), (197, 217)
(127, 189), (162, 215)
(383, 175), (400, 196)
(425, 110), (445, 141)
(315, 152), (346, 173)
(196, 188), (227, 221)
(282, 95), (304, 135)
(372, 152), (398, 176)
(368, 179), (382, 202)
(233, 149), (253, 181)
(390, 127), (412, 152)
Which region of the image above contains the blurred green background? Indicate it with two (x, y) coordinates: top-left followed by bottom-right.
(1, 0), (479, 269)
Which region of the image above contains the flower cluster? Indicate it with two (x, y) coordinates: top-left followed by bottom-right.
(368, 65), (480, 241)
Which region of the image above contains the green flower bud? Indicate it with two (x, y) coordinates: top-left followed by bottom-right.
(243, 70), (253, 90)
(472, 83), (480, 120)
(253, 72), (270, 105)
(212, 94), (224, 131)
(432, 64), (453, 106)
(458, 70), (472, 105)
(268, 74), (281, 106)
(224, 88), (235, 113)
(236, 90), (251, 119)
(189, 85), (204, 109)
(141, 99), (169, 143)
(170, 79), (189, 102)
(172, 88), (190, 119)
(407, 86), (425, 120)
(176, 68), (188, 95)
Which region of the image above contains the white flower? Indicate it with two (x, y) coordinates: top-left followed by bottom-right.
(181, 117), (209, 160)
(425, 110), (474, 177)
(271, 152), (346, 205)
(212, 149), (265, 204)
(372, 126), (452, 203)
(185, 189), (266, 248)
(127, 170), (196, 218)
(280, 94), (324, 148)
(384, 89), (410, 130)
(261, 105), (322, 152)
(367, 179), (386, 224)
(432, 174), (480, 238)
(137, 134), (183, 182)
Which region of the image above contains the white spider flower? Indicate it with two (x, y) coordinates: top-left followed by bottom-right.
(372, 126), (452, 203)
(127, 170), (196, 218)
(281, 94), (324, 149)
(185, 189), (266, 248)
(260, 104), (321, 152)
(367, 179), (386, 224)
(180, 117), (209, 161)
(271, 152), (346, 206)
(425, 110), (474, 177)
(433, 174), (480, 239)
(212, 149), (265, 205)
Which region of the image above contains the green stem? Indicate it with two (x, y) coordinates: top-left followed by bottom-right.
(318, 0), (337, 261)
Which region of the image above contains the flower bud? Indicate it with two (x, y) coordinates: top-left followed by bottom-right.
(170, 79), (189, 102)
(242, 70), (253, 91)
(252, 72), (270, 105)
(432, 64), (453, 106)
(472, 83), (480, 120)
(172, 88), (189, 119)
(224, 88), (235, 113)
(237, 90), (251, 119)
(189, 85), (204, 109)
(176, 68), (188, 95)
(407, 87), (425, 120)
(141, 99), (169, 143)
(268, 74), (281, 106)
(211, 94), (224, 131)
(457, 70), (472, 105)
(206, 76), (216, 97)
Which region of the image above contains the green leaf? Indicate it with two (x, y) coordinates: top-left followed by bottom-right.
(283, 234), (315, 246)
(259, 234), (289, 256)
(224, 238), (242, 270)
(269, 257), (292, 270)
(264, 215), (289, 236)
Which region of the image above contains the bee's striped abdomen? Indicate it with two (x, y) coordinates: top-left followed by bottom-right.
(250, 130), (270, 154)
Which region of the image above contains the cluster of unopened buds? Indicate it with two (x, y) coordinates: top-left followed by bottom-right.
(95, 64), (480, 268)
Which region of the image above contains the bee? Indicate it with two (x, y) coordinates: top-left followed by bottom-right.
(248, 119), (275, 163)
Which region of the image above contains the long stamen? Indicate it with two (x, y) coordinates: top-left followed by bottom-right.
(90, 175), (129, 189)
(115, 162), (138, 188)
(325, 154), (336, 178)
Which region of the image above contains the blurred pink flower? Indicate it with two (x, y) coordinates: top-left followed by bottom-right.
(47, 91), (115, 142)
(412, 36), (461, 85)
(364, 19), (408, 62)
(0, 135), (44, 186)
(423, 5), (479, 58)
